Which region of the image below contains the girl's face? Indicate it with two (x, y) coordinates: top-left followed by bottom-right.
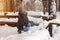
(22, 8), (26, 12)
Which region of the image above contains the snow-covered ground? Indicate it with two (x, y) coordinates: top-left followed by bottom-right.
(0, 12), (60, 40)
(0, 24), (50, 40)
(0, 12), (50, 40)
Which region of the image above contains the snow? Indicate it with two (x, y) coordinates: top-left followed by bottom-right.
(6, 12), (18, 16)
(48, 19), (60, 23)
(26, 11), (44, 16)
(0, 15), (43, 24)
(0, 24), (18, 38)
(0, 12), (50, 40)
(0, 12), (60, 40)
(0, 13), (50, 40)
(0, 11), (44, 16)
(0, 12), (18, 16)
(28, 16), (43, 24)
(0, 24), (50, 40)
(0, 18), (18, 22)
(39, 20), (50, 28)
(0, 25), (50, 40)
(49, 25), (60, 40)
